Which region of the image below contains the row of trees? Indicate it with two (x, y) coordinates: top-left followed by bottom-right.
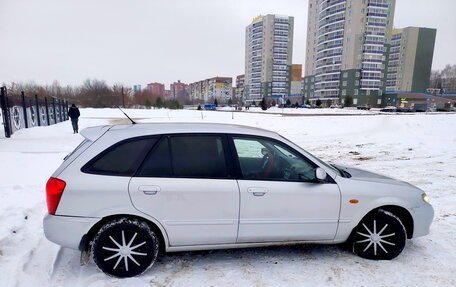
(2, 79), (183, 109)
(430, 64), (456, 92)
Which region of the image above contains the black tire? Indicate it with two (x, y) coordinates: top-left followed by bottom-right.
(352, 209), (406, 260)
(92, 218), (159, 278)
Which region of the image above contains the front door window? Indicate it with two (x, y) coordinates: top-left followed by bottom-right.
(233, 137), (317, 181)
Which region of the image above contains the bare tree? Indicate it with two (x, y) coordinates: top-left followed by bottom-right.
(441, 64), (456, 92)
(80, 79), (117, 108)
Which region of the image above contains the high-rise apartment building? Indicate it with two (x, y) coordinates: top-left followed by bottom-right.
(245, 14), (294, 103)
(133, 85), (142, 93)
(386, 27), (436, 93)
(304, 0), (396, 106)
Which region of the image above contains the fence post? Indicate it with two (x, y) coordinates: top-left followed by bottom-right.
(35, 95), (41, 126)
(21, 91), (29, 128)
(0, 86), (12, 137)
(5, 90), (13, 136)
(28, 98), (34, 126)
(52, 98), (57, 124)
(44, 97), (50, 125)
(64, 101), (69, 120)
(59, 99), (63, 122)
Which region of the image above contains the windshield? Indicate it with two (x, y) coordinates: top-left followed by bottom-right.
(279, 135), (340, 176)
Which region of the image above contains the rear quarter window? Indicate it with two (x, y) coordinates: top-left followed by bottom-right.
(82, 137), (157, 176)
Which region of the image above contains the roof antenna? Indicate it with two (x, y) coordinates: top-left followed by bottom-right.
(117, 106), (136, 124)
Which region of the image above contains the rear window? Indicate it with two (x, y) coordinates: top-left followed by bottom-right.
(64, 139), (88, 161)
(83, 138), (156, 176)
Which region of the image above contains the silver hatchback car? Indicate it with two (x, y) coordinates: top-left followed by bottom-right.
(43, 123), (434, 277)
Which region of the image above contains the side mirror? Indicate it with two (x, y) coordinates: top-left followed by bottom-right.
(315, 167), (327, 181)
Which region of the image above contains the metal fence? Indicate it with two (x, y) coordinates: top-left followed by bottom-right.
(0, 86), (69, 138)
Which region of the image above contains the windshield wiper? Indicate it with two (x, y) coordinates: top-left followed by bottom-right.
(331, 164), (351, 178)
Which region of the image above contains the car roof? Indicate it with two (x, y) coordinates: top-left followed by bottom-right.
(104, 122), (279, 138)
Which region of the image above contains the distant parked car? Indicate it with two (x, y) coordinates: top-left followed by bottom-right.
(357, 105), (371, 110)
(330, 104), (344, 109)
(301, 104), (312, 108)
(44, 123), (434, 277)
(380, 106), (397, 112)
(413, 104), (427, 112)
(204, 103), (216, 110)
(396, 106), (414, 113)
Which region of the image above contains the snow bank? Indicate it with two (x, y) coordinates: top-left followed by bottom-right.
(0, 109), (455, 286)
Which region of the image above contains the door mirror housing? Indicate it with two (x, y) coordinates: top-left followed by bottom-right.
(315, 167), (327, 181)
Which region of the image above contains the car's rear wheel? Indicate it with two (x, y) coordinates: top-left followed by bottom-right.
(352, 210), (406, 260)
(92, 218), (159, 278)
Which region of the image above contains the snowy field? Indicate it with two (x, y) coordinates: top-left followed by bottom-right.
(0, 108), (455, 287)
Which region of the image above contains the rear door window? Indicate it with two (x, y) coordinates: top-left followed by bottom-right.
(136, 135), (229, 178)
(136, 137), (172, 177)
(170, 136), (228, 178)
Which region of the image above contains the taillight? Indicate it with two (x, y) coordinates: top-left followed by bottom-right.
(46, 177), (66, 215)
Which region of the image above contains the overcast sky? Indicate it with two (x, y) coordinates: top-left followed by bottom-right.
(1, 0), (455, 88)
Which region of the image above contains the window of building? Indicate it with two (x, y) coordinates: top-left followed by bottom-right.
(343, 72), (348, 78)
(377, 99), (382, 105)
(353, 98), (358, 104)
(354, 89), (358, 95)
(343, 81), (347, 87)
(342, 89), (347, 96)
(355, 72), (360, 77)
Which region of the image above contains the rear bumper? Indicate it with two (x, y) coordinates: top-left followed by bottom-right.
(411, 204), (434, 238)
(43, 214), (100, 250)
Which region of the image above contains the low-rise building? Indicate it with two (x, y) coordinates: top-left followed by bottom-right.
(189, 77), (233, 104)
(288, 64), (303, 104)
(146, 82), (165, 98)
(170, 80), (189, 103)
(235, 74), (245, 103)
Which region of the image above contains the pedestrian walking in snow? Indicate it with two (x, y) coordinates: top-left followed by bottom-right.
(68, 104), (80, 133)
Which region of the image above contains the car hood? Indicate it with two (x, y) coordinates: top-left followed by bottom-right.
(335, 165), (413, 187)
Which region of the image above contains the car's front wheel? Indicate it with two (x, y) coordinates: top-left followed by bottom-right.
(352, 210), (406, 260)
(92, 218), (159, 277)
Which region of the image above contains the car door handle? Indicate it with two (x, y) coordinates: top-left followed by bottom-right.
(139, 185), (160, 195)
(247, 187), (268, 196)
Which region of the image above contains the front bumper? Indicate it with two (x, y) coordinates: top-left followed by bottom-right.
(43, 214), (100, 250)
(411, 203), (434, 238)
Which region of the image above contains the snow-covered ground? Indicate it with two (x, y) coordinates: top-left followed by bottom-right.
(0, 108), (455, 287)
